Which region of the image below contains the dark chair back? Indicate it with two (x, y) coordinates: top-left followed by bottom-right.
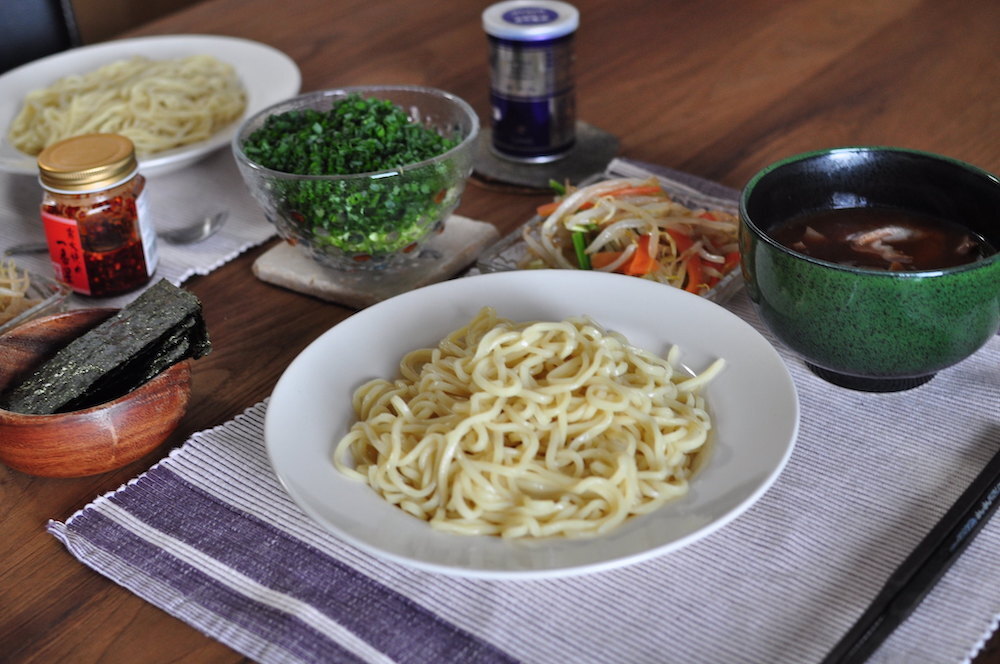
(1, 0), (82, 73)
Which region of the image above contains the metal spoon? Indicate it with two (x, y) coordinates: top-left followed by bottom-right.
(3, 210), (230, 256)
(156, 210), (229, 245)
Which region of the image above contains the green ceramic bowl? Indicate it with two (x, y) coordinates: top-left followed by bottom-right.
(739, 146), (1000, 392)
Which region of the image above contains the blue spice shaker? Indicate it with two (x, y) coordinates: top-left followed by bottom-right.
(483, 1), (579, 163)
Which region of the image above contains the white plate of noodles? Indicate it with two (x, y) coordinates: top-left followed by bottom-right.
(266, 270), (799, 578)
(0, 34), (300, 177)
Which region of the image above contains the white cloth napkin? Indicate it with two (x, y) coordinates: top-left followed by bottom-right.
(0, 148), (277, 308)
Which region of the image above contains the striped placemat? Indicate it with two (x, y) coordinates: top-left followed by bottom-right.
(49, 289), (1000, 664)
(46, 158), (1000, 663)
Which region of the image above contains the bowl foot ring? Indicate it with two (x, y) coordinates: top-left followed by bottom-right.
(806, 364), (935, 392)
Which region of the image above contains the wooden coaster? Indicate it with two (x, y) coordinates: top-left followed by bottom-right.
(252, 215), (500, 309)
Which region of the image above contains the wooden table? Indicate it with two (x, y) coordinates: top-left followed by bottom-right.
(2, 0), (997, 661)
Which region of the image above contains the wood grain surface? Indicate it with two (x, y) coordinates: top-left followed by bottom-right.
(1, 0), (997, 661)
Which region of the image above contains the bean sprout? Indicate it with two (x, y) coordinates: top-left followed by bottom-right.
(526, 178), (740, 295)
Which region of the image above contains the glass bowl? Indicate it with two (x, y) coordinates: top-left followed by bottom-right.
(0, 268), (71, 337)
(232, 86), (480, 271)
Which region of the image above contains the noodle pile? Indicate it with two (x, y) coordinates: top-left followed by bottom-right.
(7, 55), (247, 156)
(334, 307), (724, 539)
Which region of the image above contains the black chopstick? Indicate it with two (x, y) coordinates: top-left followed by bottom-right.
(823, 444), (1000, 664)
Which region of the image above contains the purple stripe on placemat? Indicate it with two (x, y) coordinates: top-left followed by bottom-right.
(94, 465), (518, 664)
(68, 508), (363, 664)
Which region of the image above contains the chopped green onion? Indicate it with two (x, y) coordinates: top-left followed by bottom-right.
(571, 231), (591, 270)
(241, 93), (457, 255)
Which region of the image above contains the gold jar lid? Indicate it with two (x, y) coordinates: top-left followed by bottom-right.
(37, 133), (138, 192)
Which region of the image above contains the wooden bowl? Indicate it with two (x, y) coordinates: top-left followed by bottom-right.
(0, 308), (192, 478)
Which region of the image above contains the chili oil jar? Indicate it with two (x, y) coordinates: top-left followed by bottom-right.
(37, 133), (158, 297)
(483, 0), (579, 162)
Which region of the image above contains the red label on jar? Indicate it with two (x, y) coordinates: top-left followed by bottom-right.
(41, 210), (91, 295)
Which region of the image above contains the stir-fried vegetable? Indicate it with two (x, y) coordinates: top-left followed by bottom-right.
(523, 177), (741, 294)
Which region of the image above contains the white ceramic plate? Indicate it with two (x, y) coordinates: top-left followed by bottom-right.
(266, 270), (799, 578)
(0, 34), (301, 177)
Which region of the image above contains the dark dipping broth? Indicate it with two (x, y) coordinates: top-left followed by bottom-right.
(770, 207), (996, 271)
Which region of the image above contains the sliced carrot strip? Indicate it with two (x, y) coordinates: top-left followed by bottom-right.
(665, 227), (694, 253)
(536, 184), (663, 217)
(591, 235), (660, 276)
(590, 251), (622, 270)
(623, 234), (658, 275)
(536, 200), (595, 217)
(601, 184), (664, 198)
(722, 250), (741, 272)
(685, 255), (704, 293)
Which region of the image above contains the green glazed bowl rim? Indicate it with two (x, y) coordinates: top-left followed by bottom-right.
(739, 145), (1000, 278)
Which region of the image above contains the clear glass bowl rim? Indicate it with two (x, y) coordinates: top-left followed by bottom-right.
(231, 85), (481, 182)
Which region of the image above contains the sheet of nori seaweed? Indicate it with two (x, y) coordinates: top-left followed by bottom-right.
(0, 280), (211, 415)
(60, 316), (195, 411)
(62, 310), (209, 411)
